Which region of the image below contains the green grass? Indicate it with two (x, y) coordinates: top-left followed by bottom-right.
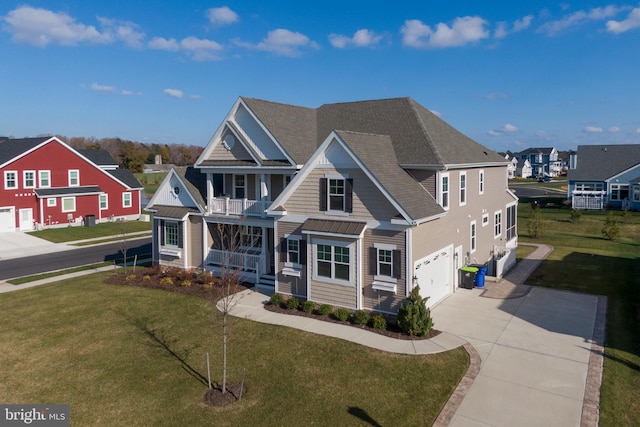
(135, 172), (168, 196)
(518, 198), (640, 426)
(27, 221), (152, 243)
(0, 275), (468, 426)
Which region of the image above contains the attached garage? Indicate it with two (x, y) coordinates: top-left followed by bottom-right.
(0, 207), (16, 233)
(413, 245), (453, 307)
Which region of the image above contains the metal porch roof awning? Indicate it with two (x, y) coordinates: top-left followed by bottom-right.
(152, 206), (201, 219)
(301, 218), (367, 236)
(34, 186), (103, 198)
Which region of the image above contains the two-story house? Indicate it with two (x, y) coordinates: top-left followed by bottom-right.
(0, 136), (142, 232)
(515, 147), (561, 177)
(147, 97), (518, 313)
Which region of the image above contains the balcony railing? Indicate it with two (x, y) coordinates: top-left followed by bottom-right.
(210, 197), (268, 216)
(206, 249), (264, 274)
(571, 191), (605, 210)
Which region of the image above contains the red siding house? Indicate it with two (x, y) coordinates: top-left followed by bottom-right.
(0, 136), (143, 232)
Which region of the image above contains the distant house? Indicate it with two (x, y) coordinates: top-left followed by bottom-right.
(505, 155), (517, 179)
(568, 144), (640, 210)
(0, 136), (143, 232)
(147, 96), (518, 313)
(517, 159), (533, 179)
(515, 147), (561, 177)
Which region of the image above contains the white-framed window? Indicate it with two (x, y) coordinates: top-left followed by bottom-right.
(47, 198), (56, 207)
(320, 176), (353, 213)
(633, 186), (640, 202)
(328, 178), (345, 211)
(575, 182), (604, 192)
(68, 170), (79, 187)
(494, 210), (502, 238)
(285, 236), (301, 266)
(506, 203), (517, 241)
(241, 225), (262, 248)
(440, 173), (450, 210)
(313, 238), (354, 286)
(39, 170), (50, 188)
(233, 174), (246, 199)
(373, 243), (400, 282)
(459, 172), (467, 206)
(479, 170), (485, 195)
(164, 221), (179, 247)
(62, 197), (76, 213)
(482, 213), (489, 227)
(23, 170), (36, 189)
(122, 192), (132, 208)
(99, 194), (108, 210)
(4, 171), (17, 189)
(610, 184), (629, 201)
(470, 220), (476, 253)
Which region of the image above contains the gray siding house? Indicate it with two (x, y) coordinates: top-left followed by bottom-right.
(146, 97), (518, 313)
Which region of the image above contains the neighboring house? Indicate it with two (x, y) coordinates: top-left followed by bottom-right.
(517, 159), (533, 179)
(515, 147), (561, 177)
(568, 144), (640, 210)
(147, 97), (518, 313)
(505, 155), (518, 179)
(0, 136), (143, 232)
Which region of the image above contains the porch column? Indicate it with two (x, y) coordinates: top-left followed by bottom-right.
(206, 173), (213, 214)
(261, 225), (268, 278)
(260, 174), (268, 218)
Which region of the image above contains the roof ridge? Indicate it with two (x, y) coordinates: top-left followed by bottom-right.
(407, 98), (444, 165)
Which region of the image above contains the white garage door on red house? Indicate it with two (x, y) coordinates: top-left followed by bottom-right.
(0, 207), (16, 233)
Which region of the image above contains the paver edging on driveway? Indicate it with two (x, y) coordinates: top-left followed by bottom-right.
(581, 295), (607, 427)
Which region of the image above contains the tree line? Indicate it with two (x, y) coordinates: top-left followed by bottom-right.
(55, 135), (204, 173)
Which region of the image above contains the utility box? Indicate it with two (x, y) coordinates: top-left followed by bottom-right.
(85, 214), (96, 227)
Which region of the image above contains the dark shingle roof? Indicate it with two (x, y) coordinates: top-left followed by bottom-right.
(174, 166), (207, 209)
(517, 147), (555, 156)
(568, 144), (640, 181)
(78, 149), (117, 166)
(35, 186), (103, 197)
(152, 205), (201, 219)
(107, 169), (143, 189)
(0, 137), (49, 164)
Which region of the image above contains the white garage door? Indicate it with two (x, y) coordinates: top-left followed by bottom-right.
(0, 207), (16, 233)
(413, 245), (453, 307)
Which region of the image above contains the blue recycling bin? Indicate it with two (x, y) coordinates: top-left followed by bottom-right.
(472, 264), (488, 288)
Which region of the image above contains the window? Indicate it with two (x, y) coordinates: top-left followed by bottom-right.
(68, 170), (79, 186)
(234, 175), (246, 199)
(314, 240), (353, 285)
(610, 184), (629, 201)
(284, 175), (292, 187)
(459, 172), (467, 206)
(482, 213), (489, 227)
(319, 177), (353, 213)
(100, 194), (108, 210)
(23, 170), (35, 188)
(470, 221), (476, 253)
(39, 170), (50, 188)
(479, 170), (485, 195)
(47, 198), (56, 207)
(506, 204), (517, 241)
(4, 171), (17, 189)
(62, 197), (76, 213)
(164, 221), (179, 247)
(494, 210), (502, 238)
(241, 226), (262, 248)
(122, 192), (132, 208)
(633, 186), (640, 202)
(440, 173), (449, 210)
(575, 182), (604, 192)
(371, 243), (401, 281)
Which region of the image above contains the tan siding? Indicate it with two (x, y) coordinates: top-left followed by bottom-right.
(276, 221), (307, 297)
(284, 167), (399, 220)
(207, 130), (253, 161)
(362, 229), (407, 313)
(189, 216), (204, 268)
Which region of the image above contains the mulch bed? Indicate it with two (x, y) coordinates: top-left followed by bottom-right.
(203, 382), (247, 407)
(264, 303), (440, 341)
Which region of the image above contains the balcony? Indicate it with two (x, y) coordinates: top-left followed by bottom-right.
(210, 197), (268, 217)
(206, 249), (265, 281)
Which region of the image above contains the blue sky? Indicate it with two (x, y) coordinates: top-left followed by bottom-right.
(1, 1), (639, 153)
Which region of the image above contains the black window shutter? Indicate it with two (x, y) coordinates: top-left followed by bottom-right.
(319, 178), (327, 211)
(345, 178), (353, 213)
(300, 239), (306, 265)
(280, 238), (288, 258)
(392, 250), (401, 279)
(160, 220), (165, 245)
(178, 222), (183, 248)
(370, 247), (378, 276)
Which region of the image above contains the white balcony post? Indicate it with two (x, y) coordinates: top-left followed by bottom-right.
(225, 196), (230, 216)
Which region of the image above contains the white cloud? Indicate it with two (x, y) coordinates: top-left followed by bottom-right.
(429, 109), (442, 118)
(121, 90), (132, 95)
(91, 83), (116, 92)
(206, 6), (239, 27)
(636, 128), (640, 134)
(97, 17), (145, 48)
(401, 16), (489, 48)
(190, 94), (201, 100)
(239, 29), (318, 57)
(180, 36), (223, 60)
(329, 29), (383, 48)
(606, 8), (640, 33)
(149, 37), (179, 51)
(608, 126), (621, 133)
(164, 88), (184, 98)
(487, 130), (502, 136)
(487, 123), (519, 136)
(584, 126), (603, 133)
(3, 5), (110, 46)
(495, 15), (533, 39)
(538, 6), (625, 36)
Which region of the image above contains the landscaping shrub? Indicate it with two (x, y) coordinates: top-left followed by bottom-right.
(285, 297), (300, 310)
(126, 274), (136, 282)
(159, 277), (173, 286)
(353, 310), (370, 325)
(569, 208), (581, 223)
(333, 308), (350, 322)
(397, 286), (433, 336)
(142, 275), (151, 281)
(318, 304), (332, 316)
(302, 300), (315, 313)
(181, 280), (192, 287)
(602, 212), (620, 241)
(370, 314), (387, 330)
(527, 205), (546, 238)
(269, 293), (284, 307)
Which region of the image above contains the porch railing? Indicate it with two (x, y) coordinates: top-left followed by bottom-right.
(206, 249), (264, 274)
(572, 191), (605, 210)
(210, 197), (268, 216)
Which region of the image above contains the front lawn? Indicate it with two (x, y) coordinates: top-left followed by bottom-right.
(27, 220), (151, 243)
(518, 199), (640, 426)
(0, 274), (467, 426)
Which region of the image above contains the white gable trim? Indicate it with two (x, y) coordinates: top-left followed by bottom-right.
(266, 131), (415, 224)
(605, 163), (640, 182)
(146, 169), (205, 213)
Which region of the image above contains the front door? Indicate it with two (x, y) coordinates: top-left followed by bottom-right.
(19, 208), (33, 231)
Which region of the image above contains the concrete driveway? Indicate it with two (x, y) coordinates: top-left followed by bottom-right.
(0, 232), (68, 261)
(432, 286), (604, 427)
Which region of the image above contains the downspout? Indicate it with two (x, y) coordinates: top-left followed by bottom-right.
(406, 227), (412, 297)
(39, 197), (44, 228)
(182, 219), (188, 269)
(357, 233), (363, 310)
